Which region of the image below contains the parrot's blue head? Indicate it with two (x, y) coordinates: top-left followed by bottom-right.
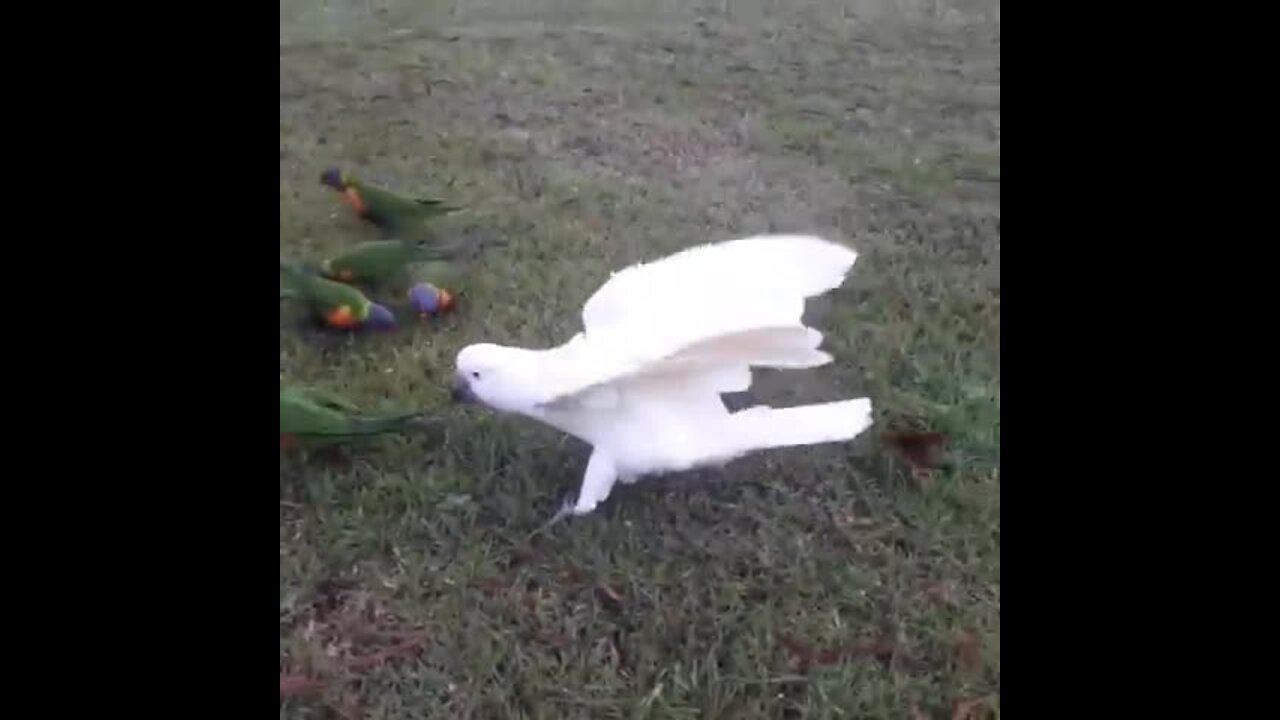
(408, 283), (454, 317)
(320, 167), (348, 191)
(365, 303), (397, 331)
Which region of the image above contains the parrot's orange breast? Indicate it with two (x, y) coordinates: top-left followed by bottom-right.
(325, 306), (358, 328)
(343, 187), (368, 216)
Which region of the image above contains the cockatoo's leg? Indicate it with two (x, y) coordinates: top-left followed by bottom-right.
(573, 448), (619, 515)
(532, 449), (619, 535)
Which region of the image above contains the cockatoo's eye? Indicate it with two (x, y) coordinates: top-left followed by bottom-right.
(471, 371), (481, 380)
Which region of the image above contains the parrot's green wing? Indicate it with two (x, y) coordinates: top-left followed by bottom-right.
(321, 240), (453, 289)
(298, 385), (361, 412)
(358, 182), (462, 224)
(280, 387), (353, 438)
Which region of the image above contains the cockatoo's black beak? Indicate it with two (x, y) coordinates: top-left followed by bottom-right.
(450, 373), (477, 404)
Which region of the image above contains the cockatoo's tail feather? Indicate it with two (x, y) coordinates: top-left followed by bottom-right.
(727, 398), (873, 453)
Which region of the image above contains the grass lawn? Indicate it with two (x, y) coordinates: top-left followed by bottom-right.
(281, 1), (999, 717)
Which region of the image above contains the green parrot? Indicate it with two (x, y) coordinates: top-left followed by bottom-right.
(319, 239), (456, 290)
(320, 167), (461, 239)
(280, 384), (429, 450)
(280, 261), (398, 331)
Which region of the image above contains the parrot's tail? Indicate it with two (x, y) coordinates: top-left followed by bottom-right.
(729, 398), (873, 452)
(350, 412), (434, 436)
(407, 239), (457, 263)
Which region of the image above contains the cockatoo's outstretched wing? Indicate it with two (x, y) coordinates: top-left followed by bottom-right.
(535, 234), (858, 409)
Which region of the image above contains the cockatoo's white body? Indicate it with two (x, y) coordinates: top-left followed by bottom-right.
(451, 234), (873, 517)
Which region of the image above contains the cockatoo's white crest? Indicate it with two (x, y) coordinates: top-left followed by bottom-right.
(451, 233), (874, 519)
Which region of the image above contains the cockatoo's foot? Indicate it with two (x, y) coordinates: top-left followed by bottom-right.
(528, 450), (616, 537)
(531, 493), (578, 536)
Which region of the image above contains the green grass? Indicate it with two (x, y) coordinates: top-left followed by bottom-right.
(281, 2), (999, 717)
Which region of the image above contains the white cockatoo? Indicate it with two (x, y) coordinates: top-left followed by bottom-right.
(450, 233), (873, 525)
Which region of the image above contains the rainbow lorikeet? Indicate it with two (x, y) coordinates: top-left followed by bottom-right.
(280, 261), (397, 331)
(320, 167), (460, 239)
(280, 384), (429, 449)
(319, 238), (455, 289)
